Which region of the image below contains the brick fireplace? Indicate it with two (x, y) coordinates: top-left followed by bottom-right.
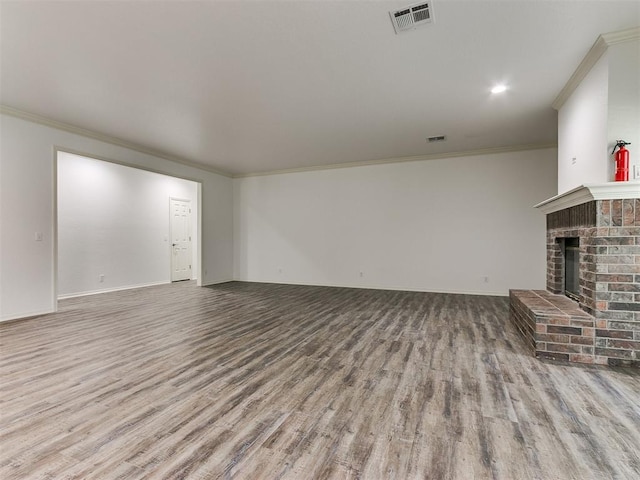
(510, 183), (640, 367)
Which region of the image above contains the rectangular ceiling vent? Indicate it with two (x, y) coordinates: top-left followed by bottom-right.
(427, 135), (446, 143)
(390, 1), (434, 34)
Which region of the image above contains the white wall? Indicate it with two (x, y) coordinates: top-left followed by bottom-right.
(0, 114), (233, 321)
(58, 151), (198, 297)
(557, 38), (640, 193)
(607, 39), (640, 181)
(557, 52), (609, 193)
(234, 148), (557, 296)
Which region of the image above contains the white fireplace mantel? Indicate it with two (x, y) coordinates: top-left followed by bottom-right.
(534, 181), (640, 214)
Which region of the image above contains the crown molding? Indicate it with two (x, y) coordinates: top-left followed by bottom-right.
(232, 143), (558, 178)
(534, 181), (640, 214)
(551, 36), (608, 110)
(1, 104), (557, 180)
(601, 26), (640, 46)
(0, 105), (233, 178)
(552, 26), (640, 111)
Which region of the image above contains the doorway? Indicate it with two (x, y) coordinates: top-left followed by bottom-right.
(171, 198), (192, 282)
(56, 150), (201, 298)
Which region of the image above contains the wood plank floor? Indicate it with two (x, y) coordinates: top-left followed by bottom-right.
(1, 281), (639, 479)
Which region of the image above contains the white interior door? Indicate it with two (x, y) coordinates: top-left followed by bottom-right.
(170, 198), (192, 281)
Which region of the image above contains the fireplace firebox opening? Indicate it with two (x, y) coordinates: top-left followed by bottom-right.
(564, 237), (580, 301)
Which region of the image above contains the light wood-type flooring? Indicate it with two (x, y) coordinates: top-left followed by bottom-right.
(1, 281), (639, 479)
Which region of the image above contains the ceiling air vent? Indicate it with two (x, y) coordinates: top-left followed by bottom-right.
(427, 135), (446, 143)
(390, 1), (434, 34)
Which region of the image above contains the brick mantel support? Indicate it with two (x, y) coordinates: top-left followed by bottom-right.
(511, 183), (640, 367)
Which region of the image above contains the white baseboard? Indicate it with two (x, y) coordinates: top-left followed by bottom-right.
(201, 278), (235, 287)
(1, 280), (506, 324)
(57, 280), (170, 300)
(0, 308), (55, 323)
(230, 278), (508, 297)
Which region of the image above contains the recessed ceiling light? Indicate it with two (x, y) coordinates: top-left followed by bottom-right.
(491, 84), (507, 94)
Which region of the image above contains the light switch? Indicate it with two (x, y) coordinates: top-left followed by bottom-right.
(35, 232), (43, 241)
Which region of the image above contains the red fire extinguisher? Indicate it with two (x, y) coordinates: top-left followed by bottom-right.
(612, 140), (631, 182)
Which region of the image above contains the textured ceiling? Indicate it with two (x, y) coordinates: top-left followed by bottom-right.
(1, 1), (639, 175)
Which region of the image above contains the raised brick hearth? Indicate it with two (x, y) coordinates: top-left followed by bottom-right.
(510, 289), (595, 363)
(510, 184), (640, 367)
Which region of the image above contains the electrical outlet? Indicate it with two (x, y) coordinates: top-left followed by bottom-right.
(359, 271), (364, 277)
(99, 274), (105, 283)
(34, 232), (43, 241)
(634, 165), (640, 179)
(483, 276), (489, 283)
